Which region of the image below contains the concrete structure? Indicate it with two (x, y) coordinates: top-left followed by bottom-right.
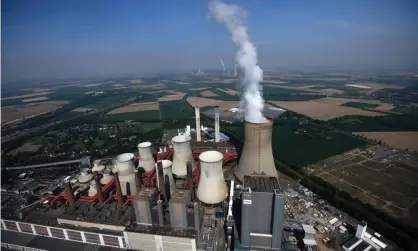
(214, 106), (220, 143)
(155, 160), (176, 196)
(303, 224), (317, 246)
(235, 120), (277, 182)
(137, 142), (155, 172)
(240, 175), (284, 250)
(195, 106), (201, 141)
(115, 153), (137, 196)
(196, 151), (227, 205)
(133, 187), (158, 225)
(171, 135), (195, 177)
(356, 221), (367, 239)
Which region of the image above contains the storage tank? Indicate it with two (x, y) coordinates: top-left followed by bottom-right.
(115, 153), (137, 196)
(155, 160), (176, 196)
(234, 120), (277, 182)
(137, 142), (155, 172)
(171, 135), (195, 177)
(78, 169), (93, 184)
(100, 168), (114, 185)
(196, 151), (227, 204)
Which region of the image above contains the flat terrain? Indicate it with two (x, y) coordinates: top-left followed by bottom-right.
(217, 88), (239, 96)
(107, 102), (159, 114)
(200, 90), (218, 97)
(307, 145), (418, 227)
(157, 91), (186, 101)
(186, 96), (238, 110)
(128, 79), (143, 83)
(1, 101), (69, 123)
(270, 98), (386, 120)
(1, 92), (53, 101)
(356, 132), (418, 152)
(72, 107), (95, 113)
(10, 142), (42, 155)
(22, 97), (49, 102)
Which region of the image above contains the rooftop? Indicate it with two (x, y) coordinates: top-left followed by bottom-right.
(243, 175), (280, 192)
(125, 223), (196, 239)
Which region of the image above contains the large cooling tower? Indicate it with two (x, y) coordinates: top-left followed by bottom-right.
(234, 120), (277, 182)
(171, 135), (195, 177)
(196, 151), (228, 204)
(115, 153), (137, 196)
(137, 142), (155, 172)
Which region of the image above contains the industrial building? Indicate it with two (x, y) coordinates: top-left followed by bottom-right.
(1, 105), (288, 251)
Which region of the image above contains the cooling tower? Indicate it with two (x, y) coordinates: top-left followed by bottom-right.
(137, 142), (155, 172)
(196, 151), (228, 204)
(171, 135), (195, 177)
(234, 120), (277, 182)
(115, 153), (137, 196)
(195, 106), (201, 141)
(155, 160), (176, 196)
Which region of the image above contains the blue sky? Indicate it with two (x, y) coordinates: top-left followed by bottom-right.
(2, 0), (418, 82)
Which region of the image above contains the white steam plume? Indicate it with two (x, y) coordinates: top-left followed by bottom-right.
(220, 58), (226, 76)
(209, 0), (267, 123)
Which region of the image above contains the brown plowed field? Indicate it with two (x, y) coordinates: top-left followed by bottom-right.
(108, 102), (159, 114)
(356, 132), (418, 152)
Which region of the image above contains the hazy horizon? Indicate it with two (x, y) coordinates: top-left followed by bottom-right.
(2, 0), (418, 83)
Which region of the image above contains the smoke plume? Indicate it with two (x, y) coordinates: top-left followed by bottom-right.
(209, 0), (267, 123)
(220, 59), (226, 76)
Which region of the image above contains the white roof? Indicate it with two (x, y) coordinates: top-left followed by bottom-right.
(303, 238), (317, 246)
(302, 224), (316, 234)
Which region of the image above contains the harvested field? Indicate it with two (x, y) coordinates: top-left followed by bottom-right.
(1, 92), (53, 101)
(262, 79), (288, 84)
(1, 101), (69, 123)
(200, 90), (218, 97)
(128, 79), (143, 84)
(72, 107), (95, 113)
(79, 83), (107, 87)
(133, 83), (166, 90)
(22, 88), (52, 92)
(174, 81), (190, 85)
(158, 91), (186, 101)
(112, 84), (126, 87)
(108, 102), (159, 114)
(217, 88), (239, 96)
(186, 97), (238, 111)
(22, 97), (49, 102)
(349, 82), (405, 90)
(190, 87), (209, 91)
(270, 98), (385, 120)
(10, 142), (42, 155)
(355, 132), (418, 152)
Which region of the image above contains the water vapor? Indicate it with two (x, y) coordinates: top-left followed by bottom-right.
(220, 58), (226, 76)
(209, 0), (267, 123)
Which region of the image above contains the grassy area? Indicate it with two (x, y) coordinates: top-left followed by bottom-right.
(104, 110), (160, 122)
(159, 100), (194, 119)
(341, 102), (379, 109)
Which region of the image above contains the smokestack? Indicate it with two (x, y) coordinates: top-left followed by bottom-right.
(187, 161), (195, 202)
(137, 142), (155, 172)
(113, 172), (125, 206)
(194, 202), (201, 235)
(195, 106), (201, 141)
(157, 161), (167, 203)
(134, 169), (143, 192)
(65, 181), (75, 206)
(235, 120), (277, 182)
(209, 0), (267, 123)
(171, 135), (195, 178)
(155, 160), (176, 196)
(214, 106), (220, 142)
(157, 199), (164, 226)
(94, 172), (105, 204)
(196, 151), (227, 204)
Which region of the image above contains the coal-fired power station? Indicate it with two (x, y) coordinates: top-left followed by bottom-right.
(235, 119), (278, 182)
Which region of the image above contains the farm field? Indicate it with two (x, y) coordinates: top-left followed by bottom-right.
(10, 142), (42, 155)
(341, 102), (379, 109)
(1, 91), (53, 101)
(307, 145), (418, 227)
(355, 131), (418, 152)
(22, 97), (49, 102)
(270, 98), (386, 120)
(159, 100), (194, 119)
(186, 96), (238, 110)
(1, 101), (69, 123)
(108, 102), (159, 114)
(157, 91), (186, 101)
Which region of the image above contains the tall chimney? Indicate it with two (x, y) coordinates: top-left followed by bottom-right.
(134, 169), (143, 192)
(235, 120), (277, 182)
(195, 106), (201, 141)
(157, 161), (167, 203)
(187, 161), (195, 202)
(214, 106), (220, 142)
(157, 199), (164, 226)
(94, 172), (105, 204)
(113, 172), (125, 206)
(65, 181), (75, 206)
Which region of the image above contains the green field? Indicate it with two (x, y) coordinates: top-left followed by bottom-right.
(104, 110), (160, 122)
(159, 100), (194, 119)
(341, 102), (379, 109)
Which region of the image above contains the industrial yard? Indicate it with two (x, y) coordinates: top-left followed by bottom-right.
(305, 145), (418, 227)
